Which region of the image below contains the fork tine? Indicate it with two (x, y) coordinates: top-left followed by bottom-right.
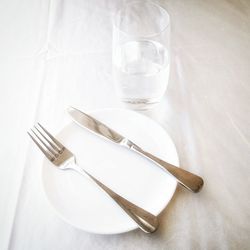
(37, 123), (64, 151)
(34, 125), (61, 153)
(27, 131), (55, 161)
(31, 128), (58, 157)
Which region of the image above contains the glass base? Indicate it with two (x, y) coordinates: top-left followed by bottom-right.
(121, 98), (160, 110)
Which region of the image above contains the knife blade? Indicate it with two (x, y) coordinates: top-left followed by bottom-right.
(68, 107), (204, 193)
(68, 107), (125, 144)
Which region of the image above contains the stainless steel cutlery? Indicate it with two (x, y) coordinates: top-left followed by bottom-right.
(28, 123), (159, 233)
(28, 108), (204, 233)
(68, 107), (204, 193)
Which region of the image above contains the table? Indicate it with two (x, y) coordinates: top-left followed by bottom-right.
(1, 0), (250, 249)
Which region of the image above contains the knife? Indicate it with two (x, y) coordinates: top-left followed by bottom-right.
(68, 107), (204, 193)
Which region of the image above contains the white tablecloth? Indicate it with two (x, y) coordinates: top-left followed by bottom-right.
(1, 0), (250, 249)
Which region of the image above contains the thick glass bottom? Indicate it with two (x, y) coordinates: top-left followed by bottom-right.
(121, 98), (160, 110)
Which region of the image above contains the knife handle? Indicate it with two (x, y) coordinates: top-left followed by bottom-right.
(72, 163), (159, 233)
(129, 143), (204, 193)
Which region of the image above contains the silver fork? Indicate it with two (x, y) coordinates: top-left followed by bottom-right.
(28, 123), (159, 233)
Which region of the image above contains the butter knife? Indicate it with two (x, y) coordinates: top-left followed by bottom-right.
(68, 107), (204, 193)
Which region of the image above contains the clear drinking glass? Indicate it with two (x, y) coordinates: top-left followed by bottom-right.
(112, 1), (170, 110)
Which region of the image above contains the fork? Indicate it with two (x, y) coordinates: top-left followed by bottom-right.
(28, 123), (159, 233)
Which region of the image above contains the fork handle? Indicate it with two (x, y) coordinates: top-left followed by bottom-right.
(71, 163), (159, 233)
(130, 144), (204, 193)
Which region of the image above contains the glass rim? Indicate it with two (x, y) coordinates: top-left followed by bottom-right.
(113, 1), (170, 38)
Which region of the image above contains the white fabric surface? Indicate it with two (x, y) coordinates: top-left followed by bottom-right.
(0, 0), (250, 249)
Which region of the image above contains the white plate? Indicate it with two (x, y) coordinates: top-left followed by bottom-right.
(42, 109), (179, 234)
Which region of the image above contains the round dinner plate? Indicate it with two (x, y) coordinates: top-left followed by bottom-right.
(42, 109), (179, 234)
